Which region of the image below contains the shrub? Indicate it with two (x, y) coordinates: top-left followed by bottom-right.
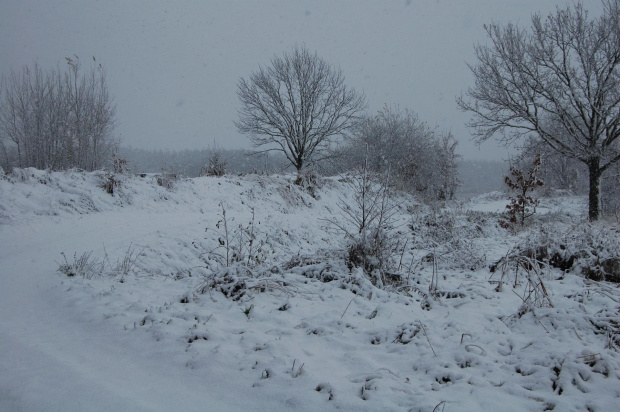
(500, 154), (544, 228)
(59, 245), (143, 280)
(205, 203), (270, 269)
(194, 264), (290, 302)
(156, 168), (177, 189)
(113, 154), (128, 174)
(99, 154), (128, 195)
(204, 151), (227, 177)
(328, 157), (402, 287)
(58, 251), (104, 279)
(493, 223), (620, 283)
(409, 207), (487, 271)
(293, 167), (323, 198)
(100, 171), (121, 195)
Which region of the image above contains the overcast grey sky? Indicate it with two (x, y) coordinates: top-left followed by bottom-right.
(0, 0), (605, 160)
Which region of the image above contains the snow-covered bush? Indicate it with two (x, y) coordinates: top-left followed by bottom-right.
(205, 203), (272, 269)
(100, 171), (121, 195)
(490, 246), (554, 316)
(98, 156), (128, 196)
(58, 251), (104, 279)
(409, 207), (487, 271)
(107, 244), (144, 280)
(328, 162), (404, 287)
(156, 168), (177, 190)
(195, 259), (382, 303)
(8, 167), (53, 185)
(553, 224), (620, 282)
(57, 245), (143, 280)
(499, 223), (620, 283)
(293, 167), (324, 199)
(203, 151), (227, 177)
(194, 264), (289, 302)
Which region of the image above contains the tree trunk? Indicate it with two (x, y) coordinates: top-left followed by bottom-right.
(587, 157), (602, 221)
(293, 157), (304, 185)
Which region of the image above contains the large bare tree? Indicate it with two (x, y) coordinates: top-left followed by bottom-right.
(236, 45), (365, 179)
(457, 0), (620, 220)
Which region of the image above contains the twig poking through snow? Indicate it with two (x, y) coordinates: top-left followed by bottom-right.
(418, 321), (436, 356)
(432, 401), (446, 412)
(291, 359), (304, 378)
(341, 296), (356, 319)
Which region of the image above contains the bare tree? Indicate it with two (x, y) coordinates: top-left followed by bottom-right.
(436, 132), (461, 200)
(346, 106), (460, 201)
(236, 45), (365, 181)
(0, 57), (116, 171)
(457, 0), (620, 220)
(64, 56), (117, 171)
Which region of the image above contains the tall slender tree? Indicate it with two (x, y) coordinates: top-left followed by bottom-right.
(0, 57), (116, 171)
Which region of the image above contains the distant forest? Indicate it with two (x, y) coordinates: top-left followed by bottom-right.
(120, 146), (507, 199)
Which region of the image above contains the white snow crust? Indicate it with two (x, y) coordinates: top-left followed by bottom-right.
(1, 168), (618, 411)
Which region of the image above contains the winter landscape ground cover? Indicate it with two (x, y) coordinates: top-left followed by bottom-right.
(1, 168), (619, 411)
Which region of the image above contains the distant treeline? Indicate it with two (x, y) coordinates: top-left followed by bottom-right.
(120, 145), (509, 199)
(119, 146), (291, 177)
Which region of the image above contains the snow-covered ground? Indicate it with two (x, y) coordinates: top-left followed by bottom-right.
(1, 168), (618, 411)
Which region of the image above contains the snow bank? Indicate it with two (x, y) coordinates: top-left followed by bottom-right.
(1, 169), (618, 411)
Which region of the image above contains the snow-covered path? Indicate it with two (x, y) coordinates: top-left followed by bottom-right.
(0, 213), (288, 411)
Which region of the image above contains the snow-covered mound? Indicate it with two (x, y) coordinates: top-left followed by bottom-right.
(1, 169), (618, 411)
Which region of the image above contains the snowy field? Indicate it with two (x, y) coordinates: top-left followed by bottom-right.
(1, 168), (619, 411)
